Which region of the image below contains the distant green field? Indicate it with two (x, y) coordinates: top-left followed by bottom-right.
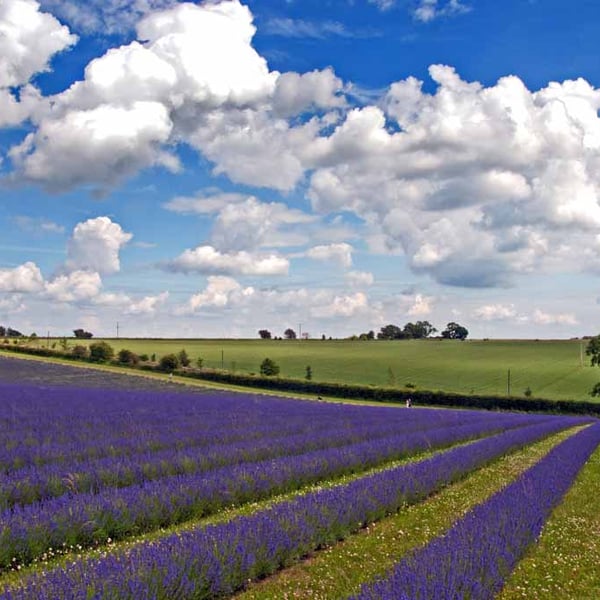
(66, 338), (600, 402)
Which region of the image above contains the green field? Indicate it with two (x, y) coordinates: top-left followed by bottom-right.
(69, 337), (599, 402)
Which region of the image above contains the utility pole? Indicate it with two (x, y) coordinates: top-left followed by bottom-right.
(116, 322), (120, 339)
(299, 323), (302, 339)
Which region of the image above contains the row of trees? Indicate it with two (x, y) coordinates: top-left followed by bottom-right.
(258, 322), (468, 341)
(2, 327), (95, 339)
(258, 328), (299, 340)
(375, 321), (439, 340)
(0, 326), (23, 338)
(365, 321), (469, 341)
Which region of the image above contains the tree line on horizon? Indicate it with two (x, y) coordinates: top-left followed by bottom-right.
(257, 321), (469, 341)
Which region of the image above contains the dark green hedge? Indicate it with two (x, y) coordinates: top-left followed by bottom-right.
(2, 342), (600, 416)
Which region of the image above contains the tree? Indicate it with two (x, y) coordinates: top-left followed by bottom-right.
(258, 329), (272, 339)
(159, 353), (179, 372)
(284, 328), (296, 340)
(586, 335), (600, 366)
(377, 324), (404, 340)
(441, 322), (469, 340)
(402, 321), (437, 339)
(305, 365), (312, 380)
(358, 330), (375, 341)
(0, 326), (5, 337)
(6, 327), (22, 338)
(89, 341), (114, 362)
(260, 357), (280, 376)
(178, 349), (191, 367)
(73, 328), (93, 339)
(117, 348), (139, 366)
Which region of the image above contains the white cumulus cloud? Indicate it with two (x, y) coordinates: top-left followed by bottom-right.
(346, 270), (374, 287)
(0, 261), (45, 292)
(66, 217), (133, 275)
(474, 304), (517, 321)
(0, 0), (76, 127)
(44, 270), (103, 302)
(308, 66), (600, 287)
(532, 309), (578, 326)
(167, 245), (289, 276)
(176, 276), (248, 314)
(306, 243), (353, 268)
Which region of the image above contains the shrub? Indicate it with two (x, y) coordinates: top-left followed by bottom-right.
(260, 358), (280, 377)
(159, 354), (180, 372)
(305, 365), (312, 380)
(196, 357), (204, 369)
(71, 345), (89, 360)
(178, 349), (191, 367)
(89, 341), (115, 363)
(117, 349), (139, 366)
(139, 354), (149, 362)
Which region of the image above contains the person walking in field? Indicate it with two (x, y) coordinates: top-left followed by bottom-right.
(406, 397), (412, 408)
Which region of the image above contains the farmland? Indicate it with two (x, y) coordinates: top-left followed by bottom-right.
(51, 337), (600, 401)
(1, 356), (599, 599)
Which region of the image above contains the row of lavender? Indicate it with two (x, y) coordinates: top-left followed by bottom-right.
(1, 418), (590, 599)
(0, 409), (549, 569)
(352, 422), (600, 599)
(1, 408), (538, 509)
(0, 383), (497, 471)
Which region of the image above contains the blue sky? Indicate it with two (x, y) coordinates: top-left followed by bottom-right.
(1, 0), (599, 339)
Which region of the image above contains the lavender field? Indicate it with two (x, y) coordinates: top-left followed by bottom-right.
(0, 357), (598, 599)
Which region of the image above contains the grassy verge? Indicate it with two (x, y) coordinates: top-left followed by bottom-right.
(498, 442), (600, 599)
(235, 427), (583, 600)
